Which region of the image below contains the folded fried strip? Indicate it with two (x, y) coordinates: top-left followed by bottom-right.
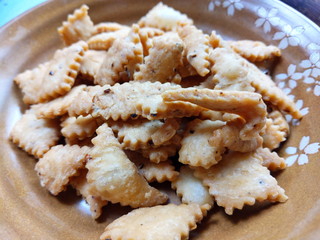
(172, 166), (213, 210)
(100, 203), (203, 240)
(70, 170), (108, 219)
(228, 40), (281, 62)
(177, 24), (210, 77)
(138, 2), (193, 31)
(86, 123), (168, 208)
(179, 119), (226, 169)
(58, 5), (94, 45)
(209, 47), (301, 119)
(61, 115), (100, 140)
(14, 41), (88, 104)
(95, 24), (143, 86)
(35, 145), (90, 195)
(32, 85), (86, 119)
(92, 82), (202, 121)
(10, 110), (60, 158)
(255, 147), (286, 171)
(134, 32), (184, 83)
(162, 88), (267, 140)
(194, 151), (288, 215)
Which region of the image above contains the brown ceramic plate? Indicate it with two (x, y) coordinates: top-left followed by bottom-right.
(1, 0), (320, 239)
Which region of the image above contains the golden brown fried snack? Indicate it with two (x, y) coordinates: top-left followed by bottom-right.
(93, 22), (130, 34)
(79, 50), (106, 79)
(35, 145), (90, 195)
(194, 151), (288, 215)
(86, 124), (168, 207)
(58, 5), (94, 45)
(255, 147), (286, 171)
(100, 203), (203, 240)
(87, 29), (130, 50)
(14, 41), (87, 104)
(10, 110), (60, 158)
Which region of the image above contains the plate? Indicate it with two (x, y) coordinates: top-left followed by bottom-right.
(0, 0), (320, 239)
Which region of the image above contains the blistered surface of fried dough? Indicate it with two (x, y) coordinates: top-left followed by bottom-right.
(151, 118), (180, 146)
(68, 85), (103, 116)
(141, 144), (179, 163)
(86, 124), (168, 207)
(256, 147), (286, 171)
(93, 81), (202, 121)
(162, 88), (267, 140)
(195, 151), (288, 215)
(61, 115), (100, 140)
(138, 2), (193, 31)
(209, 120), (263, 153)
(100, 203), (203, 240)
(95, 25), (143, 86)
(229, 40), (281, 62)
(209, 47), (256, 92)
(210, 47), (301, 118)
(263, 110), (289, 150)
(10, 110), (60, 158)
(14, 41), (87, 104)
(109, 119), (164, 150)
(58, 5), (94, 45)
(71, 170), (108, 219)
(134, 32), (184, 83)
(93, 22), (130, 34)
(87, 29), (130, 50)
(34, 145), (90, 195)
(79, 50), (106, 78)
(172, 166), (213, 208)
(179, 119), (226, 169)
(32, 85), (86, 119)
(178, 24), (210, 77)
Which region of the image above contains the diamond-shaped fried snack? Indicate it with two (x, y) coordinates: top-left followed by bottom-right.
(263, 110), (289, 150)
(92, 82), (202, 121)
(134, 32), (184, 83)
(32, 85), (86, 119)
(86, 124), (168, 207)
(177, 24), (210, 77)
(162, 88), (267, 140)
(255, 147), (286, 171)
(99, 203), (203, 240)
(228, 40), (281, 62)
(87, 29), (130, 50)
(172, 166), (213, 209)
(14, 41), (88, 104)
(10, 110), (60, 158)
(179, 119), (226, 169)
(138, 2), (193, 31)
(58, 5), (94, 45)
(61, 115), (100, 141)
(194, 151), (288, 215)
(209, 47), (301, 119)
(70, 170), (108, 219)
(95, 24), (143, 86)
(35, 145), (90, 195)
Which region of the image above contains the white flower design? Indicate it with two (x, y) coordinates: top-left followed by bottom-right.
(285, 99), (309, 126)
(276, 64), (303, 95)
(222, 0), (244, 16)
(208, 0), (221, 12)
(255, 7), (280, 33)
(285, 136), (320, 167)
(307, 43), (320, 51)
(273, 25), (305, 49)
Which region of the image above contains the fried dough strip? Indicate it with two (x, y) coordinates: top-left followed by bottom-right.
(14, 41), (87, 104)
(255, 147), (286, 171)
(177, 24), (210, 77)
(86, 124), (168, 208)
(194, 151), (288, 215)
(58, 5), (94, 45)
(93, 82), (202, 121)
(228, 40), (281, 62)
(87, 29), (130, 50)
(100, 203), (203, 240)
(93, 22), (130, 34)
(162, 88), (267, 140)
(134, 32), (184, 83)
